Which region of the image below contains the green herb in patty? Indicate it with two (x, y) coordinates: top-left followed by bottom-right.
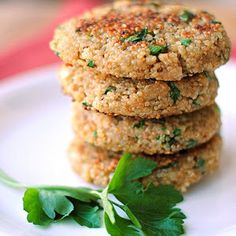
(82, 101), (92, 108)
(193, 97), (201, 106)
(156, 128), (182, 149)
(180, 10), (194, 22)
(215, 104), (221, 113)
(196, 158), (206, 174)
(93, 131), (98, 138)
(181, 38), (192, 46)
(167, 82), (181, 103)
(87, 60), (96, 68)
(161, 126), (167, 131)
(104, 86), (116, 95)
(149, 45), (168, 55)
(53, 50), (60, 57)
(210, 20), (222, 24)
(123, 27), (148, 43)
(204, 71), (213, 80)
(173, 128), (181, 137)
(133, 120), (146, 129)
(186, 139), (198, 149)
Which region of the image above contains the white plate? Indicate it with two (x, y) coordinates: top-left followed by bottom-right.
(0, 63), (236, 236)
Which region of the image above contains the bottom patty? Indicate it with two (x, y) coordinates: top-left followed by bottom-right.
(68, 135), (221, 192)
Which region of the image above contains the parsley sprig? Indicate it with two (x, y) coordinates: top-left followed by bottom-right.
(0, 154), (186, 236)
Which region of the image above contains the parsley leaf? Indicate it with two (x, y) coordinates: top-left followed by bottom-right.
(108, 154), (186, 236)
(104, 208), (144, 236)
(23, 186), (100, 225)
(23, 188), (52, 226)
(180, 38), (192, 46)
(38, 189), (74, 219)
(149, 45), (168, 56)
(167, 82), (181, 103)
(72, 201), (101, 228)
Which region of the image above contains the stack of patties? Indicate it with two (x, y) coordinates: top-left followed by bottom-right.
(50, 1), (231, 192)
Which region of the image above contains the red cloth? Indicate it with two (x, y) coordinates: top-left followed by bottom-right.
(0, 0), (103, 80)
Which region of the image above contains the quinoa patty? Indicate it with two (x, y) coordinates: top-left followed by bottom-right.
(68, 135), (221, 192)
(72, 104), (220, 155)
(60, 65), (218, 119)
(51, 1), (231, 81)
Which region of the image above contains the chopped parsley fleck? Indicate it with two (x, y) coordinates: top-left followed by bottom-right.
(53, 51), (60, 57)
(180, 38), (192, 46)
(204, 72), (219, 87)
(156, 128), (181, 149)
(104, 86), (116, 95)
(161, 126), (167, 131)
(168, 22), (175, 27)
(193, 97), (201, 106)
(75, 28), (81, 33)
(180, 10), (194, 22)
(123, 27), (148, 43)
(173, 128), (181, 137)
(93, 131), (98, 138)
(204, 71), (213, 80)
(148, 45), (168, 56)
(196, 158), (206, 174)
(82, 101), (92, 107)
(87, 60), (96, 68)
(167, 82), (181, 104)
(186, 139), (198, 149)
(133, 120), (146, 129)
(210, 20), (222, 24)
(215, 104), (221, 113)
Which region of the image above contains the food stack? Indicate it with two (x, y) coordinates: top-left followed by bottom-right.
(50, 1), (231, 192)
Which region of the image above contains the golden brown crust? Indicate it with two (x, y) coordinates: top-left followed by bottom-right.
(59, 65), (218, 119)
(51, 1), (231, 80)
(68, 135), (221, 192)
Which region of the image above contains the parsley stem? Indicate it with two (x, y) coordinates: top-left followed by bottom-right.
(110, 200), (123, 209)
(0, 169), (26, 189)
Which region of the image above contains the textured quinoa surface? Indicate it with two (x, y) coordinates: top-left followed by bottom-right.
(51, 0), (231, 80)
(68, 135), (221, 192)
(72, 104), (220, 155)
(60, 65), (218, 118)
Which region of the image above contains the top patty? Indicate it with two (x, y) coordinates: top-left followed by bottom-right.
(50, 0), (231, 81)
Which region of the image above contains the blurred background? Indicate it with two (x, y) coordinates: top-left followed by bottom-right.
(0, 0), (235, 79)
